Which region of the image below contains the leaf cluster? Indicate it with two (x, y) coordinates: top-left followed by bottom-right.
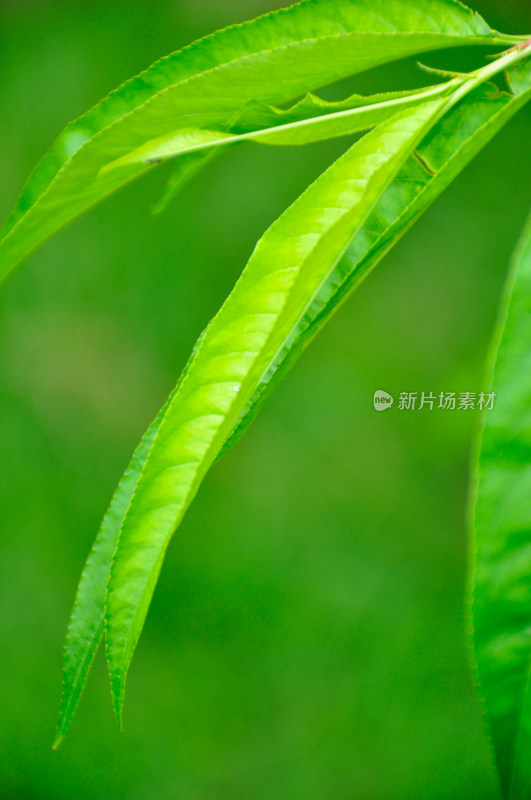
(1, 3), (531, 794)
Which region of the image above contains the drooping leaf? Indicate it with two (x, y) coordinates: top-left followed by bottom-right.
(150, 84), (457, 213)
(104, 98), (451, 725)
(53, 400), (169, 748)
(53, 327), (213, 745)
(103, 82), (458, 173)
(219, 67), (531, 457)
(54, 81), (454, 742)
(0, 0), (504, 281)
(470, 209), (531, 800)
(53, 50), (531, 745)
(152, 149), (220, 215)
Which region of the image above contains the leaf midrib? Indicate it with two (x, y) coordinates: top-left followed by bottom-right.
(106, 104), (448, 714)
(102, 81), (459, 173)
(57, 615), (104, 740)
(224, 85), (531, 455)
(248, 105), (453, 427)
(0, 29), (493, 256)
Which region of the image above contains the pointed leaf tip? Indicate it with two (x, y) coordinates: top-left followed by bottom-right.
(104, 98), (450, 718)
(52, 733), (64, 751)
(0, 0), (497, 279)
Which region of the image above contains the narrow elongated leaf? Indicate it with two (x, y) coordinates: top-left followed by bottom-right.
(150, 85), (455, 213)
(102, 82), (457, 172)
(53, 327), (212, 744)
(54, 400), (169, 748)
(220, 67), (531, 457)
(55, 83), (451, 741)
(153, 149), (220, 215)
(470, 210), (531, 800)
(0, 0), (504, 280)
(104, 99), (450, 724)
(55, 57), (531, 745)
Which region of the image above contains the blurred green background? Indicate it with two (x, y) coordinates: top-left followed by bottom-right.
(0, 1), (530, 798)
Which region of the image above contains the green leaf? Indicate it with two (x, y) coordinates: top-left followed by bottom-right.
(102, 82), (458, 173)
(104, 98), (450, 725)
(0, 0), (500, 281)
(219, 70), (531, 458)
(150, 85), (456, 213)
(53, 47), (531, 744)
(152, 148), (220, 215)
(53, 400), (169, 748)
(55, 84), (449, 740)
(53, 326), (213, 745)
(470, 209), (531, 800)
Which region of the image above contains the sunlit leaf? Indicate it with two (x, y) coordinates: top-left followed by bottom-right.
(53, 400), (169, 748)
(103, 98), (453, 725)
(220, 68), (531, 457)
(103, 82), (457, 173)
(0, 0), (502, 281)
(55, 54), (531, 744)
(150, 84), (456, 213)
(53, 327), (213, 744)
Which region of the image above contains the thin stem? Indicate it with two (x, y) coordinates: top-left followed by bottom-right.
(102, 40), (531, 174)
(493, 33), (531, 46)
(447, 40), (531, 110)
(101, 80), (463, 174)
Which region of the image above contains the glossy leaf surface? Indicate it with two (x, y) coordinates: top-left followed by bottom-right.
(0, 0), (500, 280)
(53, 330), (210, 743)
(102, 83), (457, 172)
(149, 84), (455, 213)
(104, 99), (448, 724)
(220, 68), (531, 456)
(54, 401), (169, 747)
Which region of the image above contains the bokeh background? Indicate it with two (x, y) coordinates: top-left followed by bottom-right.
(0, 1), (530, 798)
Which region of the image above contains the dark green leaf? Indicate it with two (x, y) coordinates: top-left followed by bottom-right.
(152, 149), (220, 215)
(470, 208), (531, 800)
